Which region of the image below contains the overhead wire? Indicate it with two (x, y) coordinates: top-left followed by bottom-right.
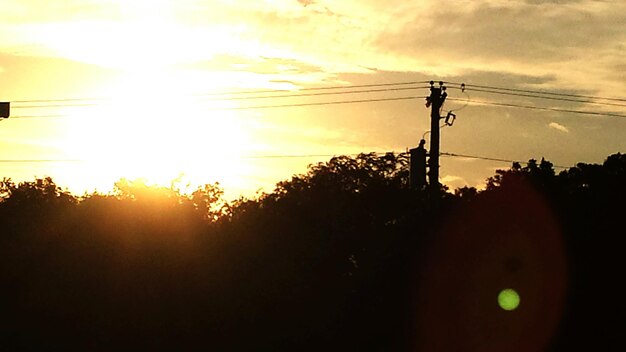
(8, 90), (624, 121)
(446, 88), (470, 113)
(10, 80), (432, 104)
(0, 154), (379, 163)
(0, 159), (84, 163)
(192, 86), (429, 102)
(0, 151), (572, 170)
(192, 80), (432, 97)
(447, 85), (626, 108)
(12, 81), (626, 108)
(222, 96), (425, 110)
(11, 87), (429, 109)
(8, 96), (427, 115)
(444, 81), (626, 103)
(10, 97), (106, 104)
(446, 97), (626, 118)
(1, 78), (616, 192)
(7, 114), (68, 119)
(422, 123), (450, 140)
(12, 103), (102, 109)
(440, 152), (570, 169)
(9, 94), (625, 119)
(5, 79), (625, 120)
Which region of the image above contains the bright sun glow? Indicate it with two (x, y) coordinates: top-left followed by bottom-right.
(36, 2), (255, 70)
(61, 69), (255, 195)
(13, 1), (305, 196)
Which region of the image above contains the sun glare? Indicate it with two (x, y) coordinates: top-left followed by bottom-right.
(61, 69), (255, 194)
(21, 1), (300, 196)
(34, 0), (257, 70)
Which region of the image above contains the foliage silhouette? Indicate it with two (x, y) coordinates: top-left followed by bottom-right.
(0, 153), (625, 350)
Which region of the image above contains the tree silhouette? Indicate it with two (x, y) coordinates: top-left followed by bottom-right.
(1, 153), (625, 350)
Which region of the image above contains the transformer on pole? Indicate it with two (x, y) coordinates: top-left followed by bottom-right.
(0, 102), (9, 119)
(410, 139), (427, 190)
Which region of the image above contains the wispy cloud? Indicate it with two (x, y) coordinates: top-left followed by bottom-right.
(549, 122), (569, 133)
(441, 175), (468, 190)
(4, 0), (626, 97)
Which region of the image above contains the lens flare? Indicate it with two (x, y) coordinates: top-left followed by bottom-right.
(498, 288), (520, 311)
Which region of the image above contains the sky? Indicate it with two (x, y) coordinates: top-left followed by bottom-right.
(1, 0), (625, 198)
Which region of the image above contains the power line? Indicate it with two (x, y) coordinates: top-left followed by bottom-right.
(8, 115), (68, 119)
(9, 96), (425, 114)
(11, 87), (429, 110)
(192, 86), (428, 102)
(446, 97), (626, 118)
(445, 81), (626, 103)
(8, 79), (626, 109)
(447, 86), (626, 108)
(440, 152), (570, 169)
(0, 151), (572, 170)
(10, 94), (625, 119)
(0, 152), (403, 163)
(10, 81), (432, 104)
(0, 155), (369, 163)
(0, 159), (84, 163)
(222, 96), (424, 110)
(12, 103), (101, 109)
(241, 154), (361, 159)
(6, 80), (625, 120)
(193, 80), (431, 97)
(10, 97), (105, 104)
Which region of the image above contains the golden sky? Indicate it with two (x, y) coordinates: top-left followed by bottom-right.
(1, 0), (625, 197)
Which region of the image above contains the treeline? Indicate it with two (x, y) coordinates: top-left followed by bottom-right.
(1, 153), (625, 351)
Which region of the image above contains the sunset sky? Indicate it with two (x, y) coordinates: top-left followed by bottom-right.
(1, 0), (625, 198)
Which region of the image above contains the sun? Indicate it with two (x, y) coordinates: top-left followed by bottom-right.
(60, 68), (255, 194)
(29, 1), (287, 195)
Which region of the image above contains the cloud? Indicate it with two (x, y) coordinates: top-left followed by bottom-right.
(441, 175), (469, 190)
(549, 122), (570, 133)
(3, 0), (626, 98)
(372, 1), (626, 93)
(6, 0), (622, 99)
(0, 0), (124, 24)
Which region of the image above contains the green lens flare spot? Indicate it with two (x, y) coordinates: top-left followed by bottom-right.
(498, 288), (520, 311)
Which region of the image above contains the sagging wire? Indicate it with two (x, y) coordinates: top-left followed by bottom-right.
(441, 83), (468, 127)
(421, 123), (450, 141)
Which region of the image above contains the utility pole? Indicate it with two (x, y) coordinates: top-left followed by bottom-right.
(425, 81), (447, 190)
(0, 102), (9, 119)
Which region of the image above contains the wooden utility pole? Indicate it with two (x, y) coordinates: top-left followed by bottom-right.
(426, 81), (447, 190)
